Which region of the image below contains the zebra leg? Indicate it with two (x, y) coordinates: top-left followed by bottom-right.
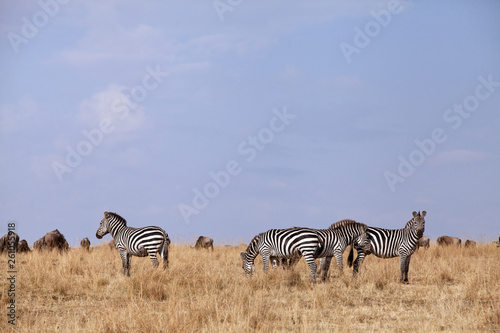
(320, 257), (332, 281)
(119, 251), (129, 276)
(262, 254), (270, 273)
(270, 256), (278, 269)
(149, 251), (159, 268)
(334, 250), (344, 273)
(400, 255), (411, 284)
(302, 252), (318, 283)
(317, 257), (324, 275)
(353, 251), (366, 277)
(288, 255), (300, 270)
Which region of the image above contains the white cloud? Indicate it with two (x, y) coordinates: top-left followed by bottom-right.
(77, 85), (146, 134)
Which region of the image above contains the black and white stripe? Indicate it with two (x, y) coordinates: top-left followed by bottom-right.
(96, 211), (170, 276)
(348, 211), (426, 283)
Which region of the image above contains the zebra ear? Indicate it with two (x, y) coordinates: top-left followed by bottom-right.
(412, 211), (418, 217)
(421, 211), (427, 217)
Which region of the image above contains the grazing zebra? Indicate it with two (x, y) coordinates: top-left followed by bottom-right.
(347, 211), (427, 284)
(95, 211), (170, 276)
(316, 220), (371, 281)
(240, 227), (322, 283)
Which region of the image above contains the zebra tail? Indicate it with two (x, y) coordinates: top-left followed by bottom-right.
(347, 244), (354, 267)
(160, 233), (170, 261)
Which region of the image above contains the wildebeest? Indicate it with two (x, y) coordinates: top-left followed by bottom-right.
(437, 236), (461, 247)
(17, 239), (30, 253)
(464, 240), (476, 248)
(33, 238), (44, 251)
(0, 232), (19, 253)
(194, 236), (214, 251)
(80, 237), (90, 251)
(34, 229), (69, 252)
(417, 236), (430, 249)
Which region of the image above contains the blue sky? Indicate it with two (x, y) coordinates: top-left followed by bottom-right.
(1, 1), (499, 246)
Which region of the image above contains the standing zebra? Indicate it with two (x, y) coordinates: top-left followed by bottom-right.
(347, 211), (426, 284)
(96, 211), (170, 276)
(240, 227), (322, 283)
(315, 220), (371, 281)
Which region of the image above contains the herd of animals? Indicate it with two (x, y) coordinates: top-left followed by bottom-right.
(1, 210), (497, 284)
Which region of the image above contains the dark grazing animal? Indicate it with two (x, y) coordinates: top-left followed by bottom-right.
(417, 236), (430, 249)
(96, 211), (170, 276)
(464, 240), (476, 248)
(347, 211), (427, 284)
(437, 236), (461, 247)
(80, 237), (91, 251)
(17, 239), (30, 253)
(33, 229), (69, 252)
(0, 232), (19, 253)
(194, 236), (214, 251)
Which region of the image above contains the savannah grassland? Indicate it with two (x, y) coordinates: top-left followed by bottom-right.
(1, 242), (499, 332)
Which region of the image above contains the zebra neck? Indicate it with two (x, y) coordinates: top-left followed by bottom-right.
(406, 228), (420, 244)
(332, 229), (355, 244)
(245, 243), (259, 262)
(109, 222), (126, 239)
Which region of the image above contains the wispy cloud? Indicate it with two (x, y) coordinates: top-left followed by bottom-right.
(77, 84), (146, 135)
(429, 149), (490, 166)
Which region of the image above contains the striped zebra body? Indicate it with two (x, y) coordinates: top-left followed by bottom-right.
(349, 211), (426, 283)
(240, 227), (321, 283)
(316, 220), (371, 280)
(96, 211), (170, 276)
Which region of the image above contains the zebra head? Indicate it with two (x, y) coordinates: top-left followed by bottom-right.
(240, 252), (254, 277)
(96, 211), (112, 239)
(409, 211), (426, 238)
(354, 225), (372, 252)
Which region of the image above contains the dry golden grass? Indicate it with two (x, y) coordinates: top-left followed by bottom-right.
(1, 242), (499, 332)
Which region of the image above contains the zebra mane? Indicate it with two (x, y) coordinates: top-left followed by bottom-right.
(405, 219), (415, 229)
(245, 233), (262, 253)
(328, 219), (366, 230)
(106, 211), (127, 226)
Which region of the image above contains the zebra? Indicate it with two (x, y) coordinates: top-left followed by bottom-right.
(240, 222), (370, 283)
(316, 219), (371, 281)
(346, 211), (426, 284)
(240, 227), (322, 283)
(95, 211), (170, 276)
